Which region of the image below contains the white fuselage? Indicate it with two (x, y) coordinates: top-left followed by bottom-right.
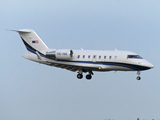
(10, 29), (154, 80)
(23, 49), (154, 72)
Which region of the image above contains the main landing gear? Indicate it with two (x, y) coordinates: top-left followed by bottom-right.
(136, 71), (141, 80)
(77, 70), (93, 80)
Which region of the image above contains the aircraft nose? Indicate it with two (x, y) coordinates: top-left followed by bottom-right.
(145, 62), (154, 69)
(148, 63), (154, 69)
(140, 60), (154, 70)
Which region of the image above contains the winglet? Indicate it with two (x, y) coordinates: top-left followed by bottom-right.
(81, 48), (84, 50)
(115, 48), (118, 51)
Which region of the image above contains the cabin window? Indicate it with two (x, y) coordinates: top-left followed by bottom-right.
(115, 56), (117, 59)
(109, 56), (112, 59)
(77, 55), (80, 58)
(99, 56), (101, 59)
(83, 55), (85, 58)
(104, 56), (106, 59)
(93, 55), (96, 59)
(88, 55), (90, 59)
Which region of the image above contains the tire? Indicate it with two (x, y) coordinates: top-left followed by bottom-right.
(136, 76), (141, 80)
(77, 74), (83, 79)
(86, 74), (92, 80)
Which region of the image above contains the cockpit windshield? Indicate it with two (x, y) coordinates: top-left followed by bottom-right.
(127, 55), (143, 59)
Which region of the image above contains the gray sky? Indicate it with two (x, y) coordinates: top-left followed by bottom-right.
(0, 0), (159, 120)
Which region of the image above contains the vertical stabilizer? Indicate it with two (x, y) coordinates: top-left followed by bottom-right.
(14, 29), (49, 53)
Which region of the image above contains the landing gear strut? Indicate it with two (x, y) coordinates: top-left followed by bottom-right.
(136, 71), (141, 80)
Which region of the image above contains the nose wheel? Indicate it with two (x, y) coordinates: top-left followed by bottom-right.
(136, 76), (141, 80)
(136, 71), (141, 80)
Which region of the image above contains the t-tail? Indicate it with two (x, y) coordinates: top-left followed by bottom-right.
(10, 29), (49, 53)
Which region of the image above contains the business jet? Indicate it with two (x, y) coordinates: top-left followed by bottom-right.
(9, 29), (154, 80)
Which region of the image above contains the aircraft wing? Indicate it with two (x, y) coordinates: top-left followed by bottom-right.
(44, 61), (102, 72)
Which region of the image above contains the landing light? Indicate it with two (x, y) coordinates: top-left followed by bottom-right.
(99, 67), (102, 69)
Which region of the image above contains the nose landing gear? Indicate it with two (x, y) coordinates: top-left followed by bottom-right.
(136, 71), (141, 80)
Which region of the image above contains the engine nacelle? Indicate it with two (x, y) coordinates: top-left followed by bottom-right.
(46, 49), (73, 60)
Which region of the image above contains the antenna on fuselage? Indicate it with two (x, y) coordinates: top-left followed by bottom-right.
(115, 48), (118, 51)
(81, 48), (84, 50)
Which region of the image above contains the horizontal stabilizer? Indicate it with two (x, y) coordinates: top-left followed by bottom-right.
(6, 29), (31, 33)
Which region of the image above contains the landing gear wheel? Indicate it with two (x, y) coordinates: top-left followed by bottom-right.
(136, 76), (141, 80)
(77, 74), (83, 79)
(86, 74), (92, 80)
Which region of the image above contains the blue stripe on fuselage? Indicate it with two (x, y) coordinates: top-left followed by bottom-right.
(54, 60), (150, 71)
(21, 37), (46, 58)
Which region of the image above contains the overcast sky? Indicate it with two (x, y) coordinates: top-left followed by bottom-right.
(0, 0), (160, 120)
